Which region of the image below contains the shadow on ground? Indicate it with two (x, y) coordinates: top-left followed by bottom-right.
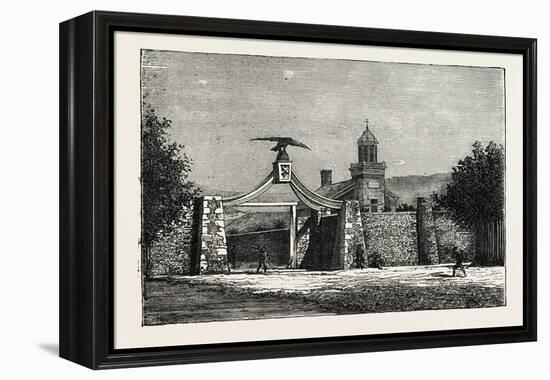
(38, 343), (58, 356)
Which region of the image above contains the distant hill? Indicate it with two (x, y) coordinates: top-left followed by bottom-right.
(386, 173), (451, 206)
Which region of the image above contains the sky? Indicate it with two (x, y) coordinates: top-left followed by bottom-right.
(141, 49), (505, 192)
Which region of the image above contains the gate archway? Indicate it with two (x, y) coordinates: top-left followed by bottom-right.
(191, 153), (350, 274)
(223, 157), (343, 269)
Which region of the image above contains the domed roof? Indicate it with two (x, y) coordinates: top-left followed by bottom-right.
(357, 119), (378, 145)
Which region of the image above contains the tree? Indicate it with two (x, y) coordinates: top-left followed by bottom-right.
(435, 141), (504, 264)
(396, 203), (416, 212)
(141, 108), (198, 280)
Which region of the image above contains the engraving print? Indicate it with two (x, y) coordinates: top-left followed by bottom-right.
(140, 49), (505, 325)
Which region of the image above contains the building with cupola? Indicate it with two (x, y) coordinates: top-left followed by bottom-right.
(316, 119), (399, 212)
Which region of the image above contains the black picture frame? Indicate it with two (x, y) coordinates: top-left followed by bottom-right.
(59, 11), (537, 369)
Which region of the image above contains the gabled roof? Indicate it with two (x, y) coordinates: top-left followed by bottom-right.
(385, 188), (399, 200)
(315, 179), (355, 199)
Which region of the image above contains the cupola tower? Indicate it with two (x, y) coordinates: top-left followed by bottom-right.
(350, 119), (387, 212)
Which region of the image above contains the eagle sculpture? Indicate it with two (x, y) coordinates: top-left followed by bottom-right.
(250, 137), (311, 161)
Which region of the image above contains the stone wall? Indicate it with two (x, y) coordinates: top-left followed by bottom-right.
(149, 201), (195, 276)
(149, 197), (477, 276)
(362, 212), (418, 266)
(433, 211), (476, 263)
(191, 195), (229, 274)
(296, 216), (310, 267)
(331, 200), (366, 270)
(226, 229), (290, 269)
(416, 198), (439, 265)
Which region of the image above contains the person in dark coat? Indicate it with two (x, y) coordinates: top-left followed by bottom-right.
(227, 246), (237, 272)
(256, 246), (269, 274)
(451, 247), (467, 277)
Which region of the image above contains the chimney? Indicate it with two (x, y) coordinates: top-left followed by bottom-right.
(320, 169), (332, 187)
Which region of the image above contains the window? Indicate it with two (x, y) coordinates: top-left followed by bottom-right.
(370, 198), (378, 213)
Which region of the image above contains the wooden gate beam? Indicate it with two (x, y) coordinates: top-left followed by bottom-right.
(289, 205), (297, 269)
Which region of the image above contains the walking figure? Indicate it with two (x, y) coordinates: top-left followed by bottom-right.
(256, 246), (269, 274)
(355, 245), (365, 269)
(451, 247), (467, 277)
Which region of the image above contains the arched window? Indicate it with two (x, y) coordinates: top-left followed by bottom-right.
(370, 199), (378, 213)
(358, 145), (366, 162)
(368, 146), (374, 162)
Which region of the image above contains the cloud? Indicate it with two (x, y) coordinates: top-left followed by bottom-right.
(197, 79), (208, 85)
(284, 70), (294, 80)
(395, 160), (406, 166)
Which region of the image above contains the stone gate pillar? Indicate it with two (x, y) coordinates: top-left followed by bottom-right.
(416, 197), (439, 265)
(192, 195), (229, 274)
(331, 200), (367, 270)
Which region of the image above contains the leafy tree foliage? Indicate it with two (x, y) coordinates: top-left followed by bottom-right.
(396, 203), (416, 212)
(141, 108), (198, 277)
(435, 141), (504, 228)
